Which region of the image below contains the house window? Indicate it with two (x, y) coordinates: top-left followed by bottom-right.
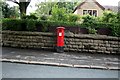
(93, 10), (97, 17)
(83, 10), (87, 15)
(83, 10), (97, 17)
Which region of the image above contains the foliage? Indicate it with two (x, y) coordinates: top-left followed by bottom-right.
(36, 20), (49, 32)
(50, 5), (68, 21)
(68, 14), (80, 22)
(88, 28), (97, 34)
(40, 15), (48, 20)
(35, 2), (56, 16)
(26, 20), (36, 31)
(2, 19), (26, 31)
(82, 15), (97, 24)
(111, 23), (120, 37)
(35, 1), (77, 16)
(101, 11), (118, 23)
(1, 2), (19, 18)
(117, 12), (120, 22)
(56, 2), (77, 13)
(22, 14), (38, 20)
(2, 18), (120, 36)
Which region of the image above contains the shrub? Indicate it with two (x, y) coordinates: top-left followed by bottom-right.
(40, 15), (48, 20)
(2, 18), (120, 37)
(36, 20), (49, 32)
(51, 5), (68, 21)
(27, 20), (36, 31)
(88, 28), (97, 34)
(111, 23), (120, 37)
(82, 15), (97, 24)
(102, 11), (118, 23)
(22, 14), (38, 20)
(2, 19), (27, 31)
(68, 14), (80, 22)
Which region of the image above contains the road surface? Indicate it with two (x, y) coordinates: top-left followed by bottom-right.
(2, 62), (119, 78)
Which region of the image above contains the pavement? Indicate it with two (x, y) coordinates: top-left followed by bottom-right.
(1, 47), (120, 70)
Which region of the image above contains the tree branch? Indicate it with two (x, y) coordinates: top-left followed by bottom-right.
(26, 2), (30, 6)
(28, 0), (31, 2)
(26, 0), (31, 7)
(8, 0), (19, 4)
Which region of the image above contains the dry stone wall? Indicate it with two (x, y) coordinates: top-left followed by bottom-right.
(2, 31), (120, 54)
(2, 31), (56, 50)
(64, 33), (120, 54)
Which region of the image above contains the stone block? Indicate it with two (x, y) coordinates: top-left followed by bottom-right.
(67, 45), (72, 48)
(113, 48), (119, 51)
(74, 39), (80, 42)
(97, 50), (104, 53)
(69, 42), (76, 45)
(86, 40), (94, 43)
(93, 43), (99, 46)
(69, 48), (77, 51)
(38, 43), (44, 46)
(92, 46), (99, 50)
(78, 46), (83, 48)
(110, 51), (117, 54)
(99, 47), (106, 51)
(80, 39), (89, 43)
(94, 40), (103, 43)
(82, 49), (89, 52)
(77, 49), (82, 52)
(82, 43), (89, 46)
(104, 51), (111, 54)
(111, 45), (119, 48)
(65, 41), (69, 44)
(105, 44), (111, 47)
(64, 48), (69, 51)
(98, 44), (105, 47)
(106, 47), (113, 51)
(109, 41), (118, 45)
(88, 50), (96, 53)
(72, 45), (78, 49)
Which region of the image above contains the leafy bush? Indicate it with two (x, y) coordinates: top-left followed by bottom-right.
(26, 20), (36, 31)
(102, 11), (118, 23)
(88, 28), (97, 34)
(111, 23), (120, 37)
(22, 14), (38, 20)
(2, 18), (120, 37)
(40, 15), (48, 20)
(51, 5), (68, 21)
(2, 19), (27, 31)
(82, 15), (97, 24)
(68, 14), (80, 22)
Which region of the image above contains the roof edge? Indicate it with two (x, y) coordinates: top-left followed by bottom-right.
(73, 0), (105, 13)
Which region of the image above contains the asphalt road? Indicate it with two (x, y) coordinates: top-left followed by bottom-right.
(2, 62), (119, 78)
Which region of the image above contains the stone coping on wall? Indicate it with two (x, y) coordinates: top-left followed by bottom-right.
(2, 31), (55, 36)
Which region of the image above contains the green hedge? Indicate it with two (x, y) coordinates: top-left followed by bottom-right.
(2, 19), (37, 31)
(2, 19), (120, 36)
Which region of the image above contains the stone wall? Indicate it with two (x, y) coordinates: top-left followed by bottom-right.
(2, 31), (120, 54)
(64, 33), (120, 54)
(2, 31), (56, 50)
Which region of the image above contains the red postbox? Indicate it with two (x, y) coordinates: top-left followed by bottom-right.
(56, 27), (65, 53)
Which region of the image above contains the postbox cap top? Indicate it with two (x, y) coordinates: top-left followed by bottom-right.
(56, 27), (65, 29)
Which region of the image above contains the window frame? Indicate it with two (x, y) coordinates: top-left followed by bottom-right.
(82, 9), (98, 17)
